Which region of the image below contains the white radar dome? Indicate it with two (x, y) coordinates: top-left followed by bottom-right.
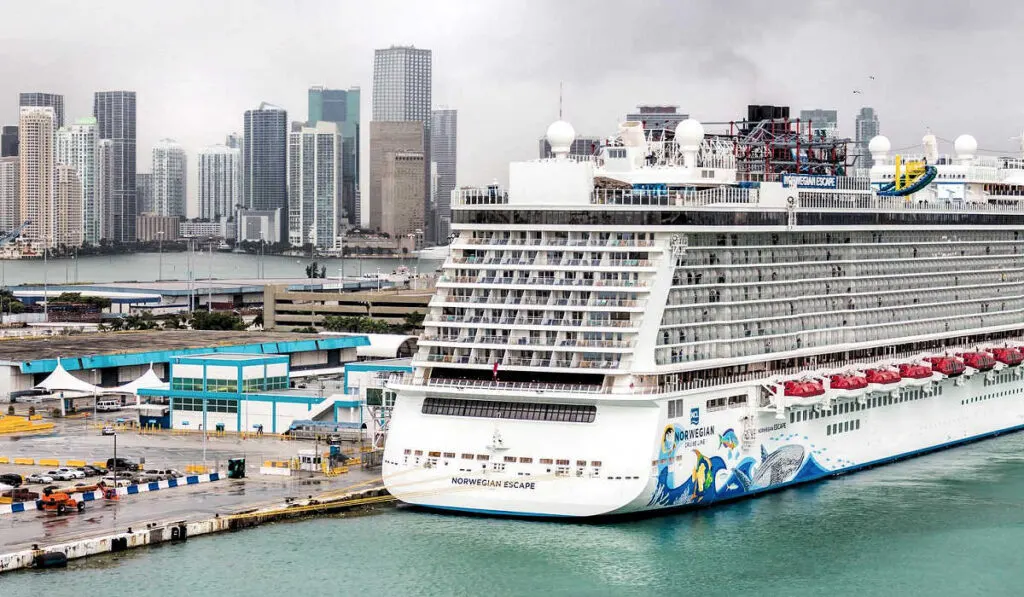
(868, 135), (891, 154)
(674, 119), (705, 150)
(954, 134), (978, 158)
(546, 120), (576, 156)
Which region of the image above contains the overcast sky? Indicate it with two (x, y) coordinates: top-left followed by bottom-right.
(2, 0), (1022, 218)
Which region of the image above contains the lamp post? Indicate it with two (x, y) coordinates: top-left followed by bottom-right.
(156, 231), (164, 281)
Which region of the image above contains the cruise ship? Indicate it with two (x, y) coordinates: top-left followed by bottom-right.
(382, 110), (1024, 517)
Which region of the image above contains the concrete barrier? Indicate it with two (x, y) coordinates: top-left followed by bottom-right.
(0, 473), (222, 516)
(12, 458), (33, 466)
(38, 458), (60, 467)
(0, 457), (8, 464)
(65, 459), (86, 467)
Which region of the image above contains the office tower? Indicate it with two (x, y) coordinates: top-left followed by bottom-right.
(152, 139), (187, 218)
(430, 108), (457, 243)
(236, 208), (282, 244)
(799, 109), (839, 139)
(96, 139), (115, 238)
(56, 117), (101, 244)
(308, 86), (360, 226)
(93, 91), (137, 243)
(19, 92), (64, 129)
(381, 151), (425, 239)
(0, 157), (18, 232)
(198, 145), (240, 220)
(136, 172), (154, 214)
(855, 107), (880, 169)
(625, 105), (688, 131)
(369, 121), (424, 233)
(288, 121), (341, 248)
(18, 107), (55, 247)
(539, 135), (602, 159)
(243, 102), (288, 238)
(225, 132), (242, 150)
(136, 214), (181, 242)
(373, 46), (431, 238)
(1, 126), (17, 157)
(54, 165), (84, 247)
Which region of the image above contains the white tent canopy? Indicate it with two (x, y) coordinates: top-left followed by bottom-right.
(33, 360), (103, 394)
(104, 366), (168, 395)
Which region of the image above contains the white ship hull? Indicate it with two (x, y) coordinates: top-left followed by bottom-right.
(383, 369), (1024, 517)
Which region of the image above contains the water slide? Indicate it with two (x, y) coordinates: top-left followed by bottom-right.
(877, 165), (938, 197)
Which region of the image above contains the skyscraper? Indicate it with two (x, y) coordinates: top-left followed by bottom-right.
(18, 107), (55, 248)
(381, 151), (425, 240)
(198, 145), (240, 221)
(243, 102), (288, 239)
(136, 173), (153, 214)
(625, 105), (688, 131)
(855, 107), (880, 169)
(1, 126), (17, 157)
(96, 140), (115, 238)
(152, 139), (187, 218)
(799, 109), (839, 139)
(0, 157), (18, 232)
(431, 108), (457, 243)
(308, 86), (360, 226)
(19, 92), (64, 129)
(373, 46), (431, 237)
(93, 91), (137, 243)
(56, 117), (101, 244)
(288, 121), (341, 248)
(54, 165), (84, 247)
(369, 121), (424, 235)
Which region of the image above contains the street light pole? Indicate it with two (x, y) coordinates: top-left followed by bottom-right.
(157, 231), (164, 281)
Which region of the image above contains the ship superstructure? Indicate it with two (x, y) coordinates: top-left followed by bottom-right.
(382, 114), (1024, 517)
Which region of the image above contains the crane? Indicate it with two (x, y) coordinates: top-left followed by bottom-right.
(0, 220), (31, 247)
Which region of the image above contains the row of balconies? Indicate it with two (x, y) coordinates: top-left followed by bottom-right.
(439, 274), (649, 288)
(421, 333), (633, 350)
(676, 242), (1021, 269)
(422, 350), (622, 370)
(460, 235), (657, 248)
(436, 293), (645, 309)
(427, 313), (636, 329)
(450, 256), (654, 268)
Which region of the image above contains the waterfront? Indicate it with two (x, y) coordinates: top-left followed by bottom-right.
(5, 432), (1024, 596)
(0, 252), (444, 287)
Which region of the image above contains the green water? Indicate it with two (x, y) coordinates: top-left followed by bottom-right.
(6, 434), (1024, 596)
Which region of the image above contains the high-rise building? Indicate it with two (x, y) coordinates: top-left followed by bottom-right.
(369, 121), (424, 233)
(1, 126), (17, 157)
(54, 165), (84, 247)
(136, 214), (181, 242)
(197, 145), (240, 221)
(431, 108), (457, 243)
(93, 91), (137, 243)
(19, 92), (64, 129)
(152, 139), (187, 218)
(373, 46), (431, 237)
(0, 157), (18, 233)
(225, 132), (242, 150)
(381, 151), (425, 240)
(18, 107), (55, 248)
(288, 121), (341, 248)
(96, 139), (115, 239)
(308, 86), (360, 226)
(855, 107), (880, 169)
(236, 208), (283, 244)
(799, 109), (839, 139)
(539, 135), (602, 159)
(56, 117), (101, 244)
(136, 173), (153, 214)
(243, 102), (288, 238)
(625, 105), (688, 131)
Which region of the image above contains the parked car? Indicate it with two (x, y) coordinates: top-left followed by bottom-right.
(142, 469), (180, 481)
(0, 487), (40, 502)
(46, 470), (75, 481)
(105, 458), (140, 472)
(56, 467), (86, 480)
(100, 476), (132, 488)
(101, 426), (115, 436)
(80, 465), (107, 476)
(0, 473), (23, 488)
(26, 473), (54, 484)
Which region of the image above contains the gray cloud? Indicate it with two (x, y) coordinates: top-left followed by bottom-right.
(1, 0), (1021, 217)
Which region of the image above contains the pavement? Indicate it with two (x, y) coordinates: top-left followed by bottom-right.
(0, 415), (382, 552)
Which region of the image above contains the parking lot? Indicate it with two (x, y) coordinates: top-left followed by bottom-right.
(0, 414), (382, 552)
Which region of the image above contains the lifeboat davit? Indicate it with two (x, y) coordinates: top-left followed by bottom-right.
(958, 351), (996, 371)
(828, 373), (868, 398)
(991, 347), (1023, 367)
(897, 363), (932, 386)
(925, 356), (965, 377)
(863, 368), (900, 385)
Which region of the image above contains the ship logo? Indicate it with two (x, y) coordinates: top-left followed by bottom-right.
(690, 407), (700, 426)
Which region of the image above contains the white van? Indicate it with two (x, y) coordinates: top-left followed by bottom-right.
(96, 400), (122, 412)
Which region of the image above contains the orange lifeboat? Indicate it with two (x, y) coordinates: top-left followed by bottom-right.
(958, 351), (995, 371)
(898, 363), (933, 386)
(829, 374), (868, 392)
(863, 368), (901, 385)
(991, 347), (1023, 367)
(925, 356), (965, 377)
(783, 379), (825, 399)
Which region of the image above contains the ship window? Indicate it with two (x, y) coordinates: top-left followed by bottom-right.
(520, 457), (533, 464)
(504, 456), (517, 463)
(414, 450), (423, 456)
(591, 461), (602, 467)
(576, 460), (587, 466)
(428, 451), (441, 458)
(443, 452), (456, 459)
(556, 459), (571, 466)
(476, 455), (490, 461)
(404, 449), (411, 455)
(540, 458), (553, 465)
(422, 397), (596, 423)
(461, 453), (474, 460)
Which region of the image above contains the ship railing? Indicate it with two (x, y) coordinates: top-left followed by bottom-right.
(422, 378), (607, 394)
(591, 187), (754, 206)
(799, 193), (1024, 213)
